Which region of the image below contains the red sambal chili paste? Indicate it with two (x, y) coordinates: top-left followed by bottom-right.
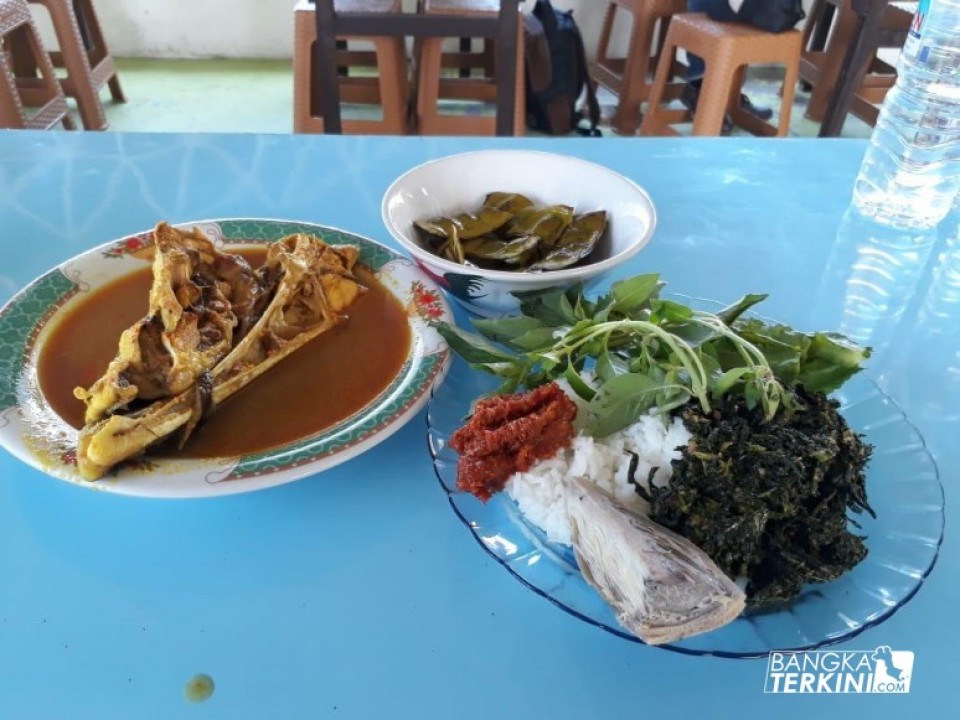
(449, 382), (577, 501)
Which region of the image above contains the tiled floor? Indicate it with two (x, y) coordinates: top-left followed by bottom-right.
(92, 58), (874, 138)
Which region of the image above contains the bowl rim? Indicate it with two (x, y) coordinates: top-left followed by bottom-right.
(380, 149), (658, 284)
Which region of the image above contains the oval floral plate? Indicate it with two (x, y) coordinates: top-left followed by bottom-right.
(427, 352), (944, 657)
(0, 219), (452, 498)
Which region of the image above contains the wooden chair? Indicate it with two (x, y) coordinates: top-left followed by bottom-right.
(801, 0), (913, 126)
(414, 0), (525, 136)
(294, 0), (410, 134)
(20, 0), (123, 130)
(640, 13), (801, 137)
(819, 0), (913, 136)
(0, 0), (74, 129)
(593, 0), (687, 135)
(312, 0), (520, 136)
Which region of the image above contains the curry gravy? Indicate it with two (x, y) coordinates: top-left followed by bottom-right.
(38, 248), (411, 458)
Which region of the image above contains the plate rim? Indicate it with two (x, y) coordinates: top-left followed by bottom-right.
(426, 356), (946, 658)
(0, 217), (453, 499)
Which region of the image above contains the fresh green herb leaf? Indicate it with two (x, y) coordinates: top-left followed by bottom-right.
(608, 274), (662, 315)
(568, 284), (595, 320)
(802, 333), (870, 392)
(586, 372), (672, 436)
(797, 358), (863, 394)
(595, 348), (629, 383)
(650, 299), (694, 324)
(435, 272), (870, 436)
(470, 315), (546, 344)
(564, 363), (597, 401)
(743, 380), (762, 410)
(510, 327), (562, 351)
(432, 323), (517, 364)
(712, 367), (753, 398)
(717, 294), (768, 325)
(512, 286), (579, 325)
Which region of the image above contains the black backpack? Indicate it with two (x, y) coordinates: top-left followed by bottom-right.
(524, 0), (600, 136)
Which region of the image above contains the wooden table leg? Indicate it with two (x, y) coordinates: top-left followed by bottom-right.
(314, 0), (343, 134)
(493, 0), (518, 137)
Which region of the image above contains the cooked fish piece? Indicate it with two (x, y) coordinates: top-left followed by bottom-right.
(74, 222), (259, 424)
(75, 233), (364, 480)
(566, 477), (745, 645)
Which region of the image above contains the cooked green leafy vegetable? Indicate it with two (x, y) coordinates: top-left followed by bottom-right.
(529, 211), (607, 271)
(640, 390), (874, 604)
(415, 207), (513, 241)
(434, 274), (870, 434)
(413, 194), (607, 273)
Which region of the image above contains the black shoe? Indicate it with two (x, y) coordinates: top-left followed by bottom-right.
(739, 94), (773, 121)
(680, 83), (700, 113)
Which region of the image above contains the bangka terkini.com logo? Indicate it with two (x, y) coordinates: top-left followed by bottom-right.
(765, 646), (914, 694)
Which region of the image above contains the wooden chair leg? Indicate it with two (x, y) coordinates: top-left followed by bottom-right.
(416, 36), (444, 132)
(374, 37), (407, 134)
(293, 7), (316, 132)
(805, 2), (857, 121)
(107, 74), (124, 102)
(639, 38), (684, 136)
(776, 53), (799, 137)
(0, 14), (74, 130)
(652, 15), (671, 70)
(612, 14), (655, 135)
(7, 27), (37, 77)
(810, 1), (837, 52)
(0, 52), (28, 128)
(691, 65), (733, 135)
(512, 14), (525, 135)
(75, 0), (124, 102)
(457, 37), (471, 78)
(42, 0), (107, 129)
(595, 2), (616, 70)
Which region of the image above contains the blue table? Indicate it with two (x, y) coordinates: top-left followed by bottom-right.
(0, 132), (954, 718)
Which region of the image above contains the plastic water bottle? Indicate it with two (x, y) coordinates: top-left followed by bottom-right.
(852, 0), (960, 229)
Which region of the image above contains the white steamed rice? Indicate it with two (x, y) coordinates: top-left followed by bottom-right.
(505, 384), (692, 547)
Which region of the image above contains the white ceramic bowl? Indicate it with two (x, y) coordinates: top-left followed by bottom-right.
(381, 150), (657, 317)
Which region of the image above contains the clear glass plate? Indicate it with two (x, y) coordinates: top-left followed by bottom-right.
(426, 358), (944, 658)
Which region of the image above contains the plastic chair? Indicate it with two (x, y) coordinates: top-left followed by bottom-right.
(593, 0), (687, 135)
(24, 0), (124, 130)
(294, 0), (410, 134)
(640, 12), (801, 137)
(0, 0), (74, 129)
(414, 0), (525, 135)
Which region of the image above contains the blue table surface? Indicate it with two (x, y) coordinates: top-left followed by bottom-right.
(0, 132), (955, 719)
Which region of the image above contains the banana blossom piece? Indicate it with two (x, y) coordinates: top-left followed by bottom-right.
(76, 233), (363, 480)
(566, 477), (746, 645)
(74, 222), (259, 425)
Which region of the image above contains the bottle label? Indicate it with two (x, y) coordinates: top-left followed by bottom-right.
(903, 0), (931, 62)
